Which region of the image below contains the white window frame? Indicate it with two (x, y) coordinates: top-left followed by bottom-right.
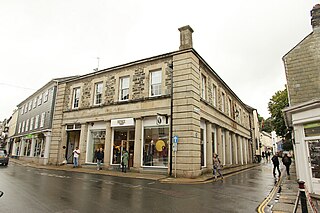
(40, 112), (45, 128)
(44, 90), (49, 102)
(94, 82), (103, 105)
(24, 104), (28, 113)
(35, 115), (40, 129)
(119, 76), (130, 101)
(33, 98), (37, 108)
(22, 121), (25, 133)
(28, 101), (32, 111)
(72, 87), (81, 109)
(221, 93), (225, 113)
(150, 70), (162, 97)
(38, 94), (42, 106)
(21, 107), (24, 115)
(18, 122), (22, 133)
(212, 84), (217, 107)
(201, 74), (206, 99)
(30, 117), (34, 131)
(228, 98), (232, 117)
(26, 119), (29, 131)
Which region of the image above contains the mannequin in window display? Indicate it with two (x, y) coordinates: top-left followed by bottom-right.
(147, 140), (155, 166)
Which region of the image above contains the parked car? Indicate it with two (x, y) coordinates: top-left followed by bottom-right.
(0, 150), (9, 166)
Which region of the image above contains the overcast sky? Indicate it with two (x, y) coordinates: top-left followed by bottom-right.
(0, 0), (318, 121)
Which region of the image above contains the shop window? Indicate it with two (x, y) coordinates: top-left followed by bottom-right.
(143, 127), (169, 167)
(308, 140), (320, 178)
(24, 139), (31, 156)
(88, 130), (105, 163)
(112, 130), (128, 164)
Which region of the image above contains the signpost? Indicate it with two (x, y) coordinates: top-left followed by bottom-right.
(173, 136), (178, 177)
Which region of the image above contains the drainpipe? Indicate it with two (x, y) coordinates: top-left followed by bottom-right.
(169, 63), (173, 176)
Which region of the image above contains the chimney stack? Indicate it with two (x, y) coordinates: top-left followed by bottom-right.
(311, 4), (320, 30)
(178, 25), (194, 50)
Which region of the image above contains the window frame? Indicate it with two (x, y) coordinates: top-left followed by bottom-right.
(93, 82), (103, 105)
(119, 76), (130, 101)
(72, 87), (81, 109)
(150, 70), (162, 97)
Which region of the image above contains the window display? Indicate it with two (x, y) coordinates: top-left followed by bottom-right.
(143, 127), (169, 167)
(308, 139), (320, 178)
(88, 130), (105, 163)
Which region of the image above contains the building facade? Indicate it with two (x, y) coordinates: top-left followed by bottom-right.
(283, 5), (320, 194)
(13, 77), (75, 165)
(48, 26), (254, 177)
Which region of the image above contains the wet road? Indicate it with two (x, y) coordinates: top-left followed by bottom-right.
(0, 162), (276, 213)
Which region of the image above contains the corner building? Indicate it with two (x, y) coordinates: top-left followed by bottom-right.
(49, 26), (254, 177)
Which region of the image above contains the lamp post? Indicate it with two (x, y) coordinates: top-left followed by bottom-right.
(169, 63), (173, 176)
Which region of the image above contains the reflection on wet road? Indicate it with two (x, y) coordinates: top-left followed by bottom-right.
(0, 162), (275, 213)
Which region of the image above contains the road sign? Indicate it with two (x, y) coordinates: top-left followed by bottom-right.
(173, 135), (178, 143)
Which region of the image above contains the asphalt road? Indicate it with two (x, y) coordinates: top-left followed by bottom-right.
(0, 162), (276, 213)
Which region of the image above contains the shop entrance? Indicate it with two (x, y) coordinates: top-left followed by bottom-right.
(66, 130), (80, 164)
(112, 129), (135, 168)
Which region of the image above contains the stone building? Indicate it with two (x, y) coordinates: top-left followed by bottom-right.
(49, 25), (255, 177)
(283, 5), (320, 194)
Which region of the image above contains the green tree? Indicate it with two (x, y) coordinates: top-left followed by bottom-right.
(268, 88), (289, 137)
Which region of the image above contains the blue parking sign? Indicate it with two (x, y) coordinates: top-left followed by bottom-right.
(173, 135), (178, 143)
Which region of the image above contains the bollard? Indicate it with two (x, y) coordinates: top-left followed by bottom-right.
(298, 181), (308, 213)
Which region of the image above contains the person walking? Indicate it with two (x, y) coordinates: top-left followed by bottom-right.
(212, 154), (223, 180)
(282, 153), (292, 176)
(121, 150), (129, 173)
(96, 147), (104, 170)
(271, 153), (281, 178)
(73, 147), (80, 168)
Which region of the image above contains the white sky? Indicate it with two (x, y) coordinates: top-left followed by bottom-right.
(0, 0), (318, 121)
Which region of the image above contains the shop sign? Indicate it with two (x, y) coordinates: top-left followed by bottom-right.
(304, 122), (320, 137)
(111, 118), (134, 127)
(26, 134), (33, 139)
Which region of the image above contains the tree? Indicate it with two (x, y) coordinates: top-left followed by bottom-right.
(268, 88), (289, 137)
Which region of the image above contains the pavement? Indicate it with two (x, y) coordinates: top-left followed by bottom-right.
(271, 163), (317, 213)
(9, 158), (258, 184)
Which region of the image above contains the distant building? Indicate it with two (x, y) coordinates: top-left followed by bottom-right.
(13, 77), (77, 165)
(260, 131), (273, 154)
(283, 4), (320, 194)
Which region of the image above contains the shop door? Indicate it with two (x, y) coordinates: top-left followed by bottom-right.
(66, 131), (80, 164)
(113, 129), (134, 167)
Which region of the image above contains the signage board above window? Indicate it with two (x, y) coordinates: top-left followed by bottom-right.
(111, 118), (134, 127)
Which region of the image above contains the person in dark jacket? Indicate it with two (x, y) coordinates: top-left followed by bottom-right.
(271, 153), (281, 178)
(282, 153), (292, 176)
(96, 148), (104, 170)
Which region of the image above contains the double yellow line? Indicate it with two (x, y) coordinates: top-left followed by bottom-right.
(257, 173), (284, 213)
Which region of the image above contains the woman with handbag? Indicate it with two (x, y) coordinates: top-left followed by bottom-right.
(213, 153), (223, 180)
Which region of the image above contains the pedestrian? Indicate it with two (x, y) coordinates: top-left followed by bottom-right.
(266, 151), (271, 162)
(212, 153), (223, 180)
(121, 150), (129, 173)
(73, 147), (80, 168)
(282, 153), (292, 176)
(271, 153), (281, 178)
(96, 147), (104, 170)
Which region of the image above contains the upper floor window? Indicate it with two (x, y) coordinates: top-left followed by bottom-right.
(24, 104), (28, 113)
(228, 98), (232, 117)
(38, 94), (42, 106)
(212, 84), (217, 107)
(20, 107), (24, 115)
(44, 90), (49, 103)
(30, 117), (34, 131)
(72, 87), (80, 109)
(22, 120), (25, 132)
(18, 122), (22, 133)
(221, 93), (225, 113)
(150, 70), (162, 96)
(94, 82), (103, 105)
(28, 101), (32, 111)
(26, 119), (29, 131)
(33, 98), (37, 108)
(201, 75), (206, 99)
(40, 112), (45, 128)
(35, 114), (40, 129)
(119, 76), (129, 101)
